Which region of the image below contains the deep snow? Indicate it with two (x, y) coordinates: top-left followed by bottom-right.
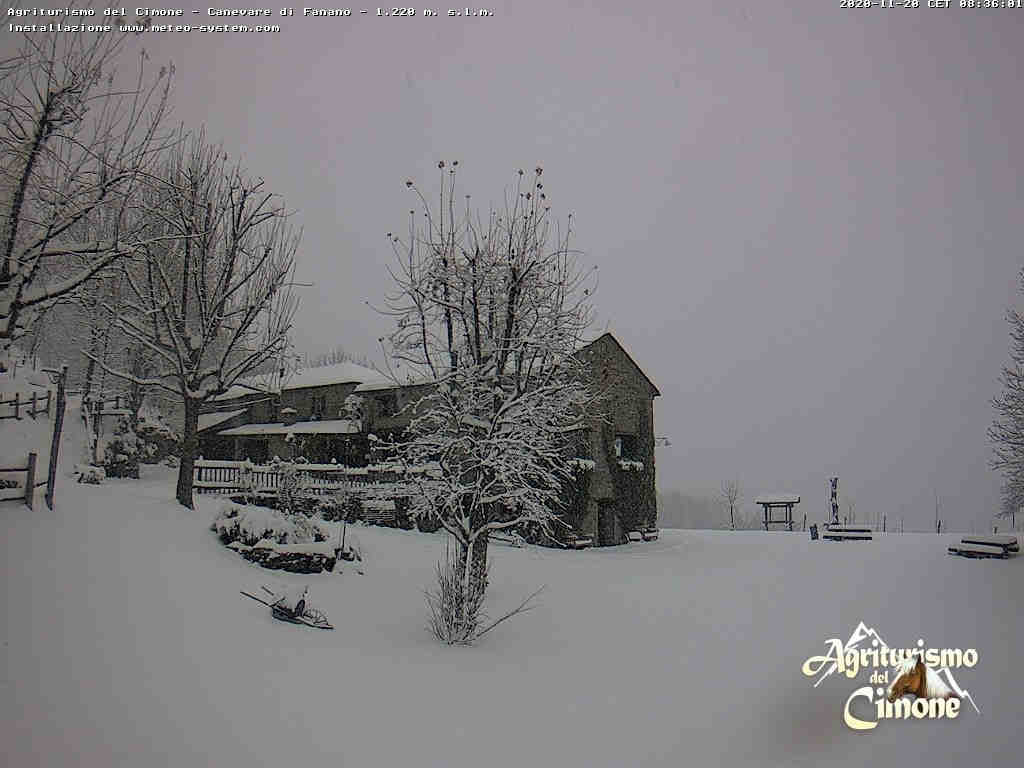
(1, 467), (1020, 767)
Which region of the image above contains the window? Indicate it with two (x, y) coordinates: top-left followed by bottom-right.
(614, 434), (637, 459)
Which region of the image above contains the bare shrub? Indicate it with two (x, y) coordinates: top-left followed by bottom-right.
(425, 538), (544, 646)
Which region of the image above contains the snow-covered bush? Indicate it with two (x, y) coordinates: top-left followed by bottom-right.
(137, 418), (181, 464)
(425, 541), (488, 645)
(102, 418), (142, 479)
(213, 502), (335, 573)
(318, 490), (362, 523)
(212, 502), (328, 547)
(75, 465), (106, 484)
(270, 457), (316, 515)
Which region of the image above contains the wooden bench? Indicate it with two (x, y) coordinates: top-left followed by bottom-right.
(823, 532), (873, 542)
(948, 543), (1013, 560)
(641, 528), (659, 541)
(960, 535), (1018, 554)
(825, 526), (872, 534)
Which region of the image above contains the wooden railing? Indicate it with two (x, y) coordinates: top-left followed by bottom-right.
(0, 452), (45, 509)
(193, 458), (439, 496)
(0, 390), (52, 421)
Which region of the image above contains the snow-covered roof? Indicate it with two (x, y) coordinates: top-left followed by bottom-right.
(754, 494), (801, 505)
(215, 361), (381, 401)
(283, 362), (381, 390)
(198, 408), (247, 432)
(217, 419), (361, 436)
(354, 371), (434, 392)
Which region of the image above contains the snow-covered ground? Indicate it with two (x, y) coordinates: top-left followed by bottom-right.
(1, 467), (1019, 767)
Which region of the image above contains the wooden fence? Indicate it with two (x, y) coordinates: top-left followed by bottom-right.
(0, 452), (46, 510)
(193, 458), (439, 496)
(0, 390), (52, 421)
(1, 364), (68, 511)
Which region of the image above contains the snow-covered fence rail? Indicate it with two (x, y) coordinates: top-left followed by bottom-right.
(0, 452), (44, 510)
(193, 459), (439, 496)
(0, 390), (52, 421)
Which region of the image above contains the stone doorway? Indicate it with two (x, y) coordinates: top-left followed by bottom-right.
(597, 500), (619, 546)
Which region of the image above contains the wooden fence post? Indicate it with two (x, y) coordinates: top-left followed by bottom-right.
(24, 452), (37, 510)
(13, 392), (19, 420)
(46, 364), (67, 510)
(29, 392), (37, 419)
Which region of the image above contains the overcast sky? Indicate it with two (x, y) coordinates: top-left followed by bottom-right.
(7, 2), (1022, 530)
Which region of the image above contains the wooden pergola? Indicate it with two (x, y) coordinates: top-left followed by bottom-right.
(755, 494), (801, 531)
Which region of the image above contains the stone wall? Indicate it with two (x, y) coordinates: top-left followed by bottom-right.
(577, 334), (659, 541)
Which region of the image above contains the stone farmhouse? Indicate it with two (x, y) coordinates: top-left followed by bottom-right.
(197, 332), (659, 546)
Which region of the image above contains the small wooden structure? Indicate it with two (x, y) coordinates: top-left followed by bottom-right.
(755, 494), (801, 531)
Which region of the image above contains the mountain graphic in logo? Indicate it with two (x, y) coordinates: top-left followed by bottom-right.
(812, 621), (889, 687)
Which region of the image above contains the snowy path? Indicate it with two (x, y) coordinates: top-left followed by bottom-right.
(2, 472), (1020, 767)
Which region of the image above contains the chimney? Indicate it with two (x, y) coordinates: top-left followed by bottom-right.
(280, 407), (298, 426)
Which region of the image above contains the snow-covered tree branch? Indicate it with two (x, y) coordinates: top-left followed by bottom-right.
(381, 162), (596, 640)
(99, 131), (300, 507)
(0, 31), (174, 350)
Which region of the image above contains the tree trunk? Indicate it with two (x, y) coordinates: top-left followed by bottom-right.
(456, 529), (489, 635)
(176, 396), (200, 508)
(470, 531), (488, 589)
(458, 534), (489, 591)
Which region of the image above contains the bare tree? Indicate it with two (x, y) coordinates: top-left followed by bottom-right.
(380, 162), (596, 642)
(990, 268), (1024, 523)
(0, 32), (174, 351)
(720, 480), (741, 530)
(97, 132), (300, 507)
(999, 471), (1021, 528)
